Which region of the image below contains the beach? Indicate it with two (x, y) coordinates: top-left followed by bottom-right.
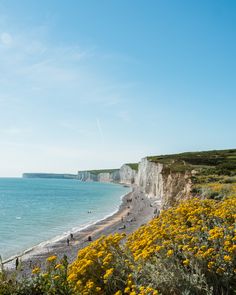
(3, 185), (160, 277)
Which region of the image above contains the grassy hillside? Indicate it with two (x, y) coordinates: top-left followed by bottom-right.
(148, 149), (236, 175)
(148, 149), (236, 201)
(125, 163), (139, 171)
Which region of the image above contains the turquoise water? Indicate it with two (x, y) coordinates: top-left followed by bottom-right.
(0, 178), (130, 260)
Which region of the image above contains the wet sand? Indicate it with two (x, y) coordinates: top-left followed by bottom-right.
(3, 185), (160, 277)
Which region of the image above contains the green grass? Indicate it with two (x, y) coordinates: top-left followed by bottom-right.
(125, 163), (139, 171)
(147, 149), (236, 175)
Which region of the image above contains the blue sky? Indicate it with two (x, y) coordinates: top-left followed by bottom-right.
(0, 0), (235, 176)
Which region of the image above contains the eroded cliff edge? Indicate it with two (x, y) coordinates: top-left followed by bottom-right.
(136, 158), (192, 209)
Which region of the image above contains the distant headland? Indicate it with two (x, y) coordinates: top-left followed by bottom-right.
(22, 173), (77, 179)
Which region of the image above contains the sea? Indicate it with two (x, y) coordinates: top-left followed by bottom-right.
(0, 178), (130, 260)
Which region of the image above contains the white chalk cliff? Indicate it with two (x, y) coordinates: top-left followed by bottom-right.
(77, 158), (193, 210)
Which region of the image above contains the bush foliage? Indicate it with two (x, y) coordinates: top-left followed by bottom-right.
(1, 195), (235, 295)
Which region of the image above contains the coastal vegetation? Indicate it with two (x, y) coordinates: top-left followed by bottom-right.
(67, 195), (236, 294)
(1, 194), (235, 294)
(125, 163), (139, 171)
(148, 149), (236, 175)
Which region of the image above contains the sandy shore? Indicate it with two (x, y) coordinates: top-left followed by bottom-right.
(3, 185), (160, 277)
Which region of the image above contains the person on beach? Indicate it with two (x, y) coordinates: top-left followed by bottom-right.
(0, 255), (3, 273)
(67, 238), (70, 246)
(119, 224), (126, 230)
(70, 233), (74, 240)
(15, 257), (19, 270)
(88, 236), (92, 241)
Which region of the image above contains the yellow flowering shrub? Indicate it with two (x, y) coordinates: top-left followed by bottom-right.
(68, 233), (134, 294)
(29, 254), (71, 294)
(1, 196), (235, 294)
(66, 196), (235, 294)
(127, 196), (236, 294)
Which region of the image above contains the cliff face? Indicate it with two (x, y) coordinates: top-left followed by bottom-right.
(77, 159), (192, 210)
(77, 165), (136, 184)
(161, 171), (192, 209)
(136, 158), (164, 198)
(77, 171), (98, 181)
(119, 164), (136, 184)
(136, 158), (192, 209)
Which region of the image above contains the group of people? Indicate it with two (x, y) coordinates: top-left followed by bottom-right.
(66, 232), (93, 246)
(11, 193), (159, 274)
(66, 233), (74, 246)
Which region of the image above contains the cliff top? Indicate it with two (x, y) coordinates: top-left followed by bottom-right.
(78, 169), (119, 175)
(125, 163), (139, 171)
(147, 148), (236, 176)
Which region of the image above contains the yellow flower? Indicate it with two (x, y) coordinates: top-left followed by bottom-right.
(224, 255), (232, 262)
(103, 268), (114, 280)
(98, 251), (104, 257)
(167, 249), (174, 257)
(208, 261), (215, 269)
(183, 259), (190, 266)
(216, 267), (225, 274)
(67, 273), (77, 281)
(127, 280), (132, 286)
(55, 263), (63, 270)
(224, 240), (231, 246)
(46, 255), (57, 263)
(32, 267), (40, 274)
(86, 280), (95, 289)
